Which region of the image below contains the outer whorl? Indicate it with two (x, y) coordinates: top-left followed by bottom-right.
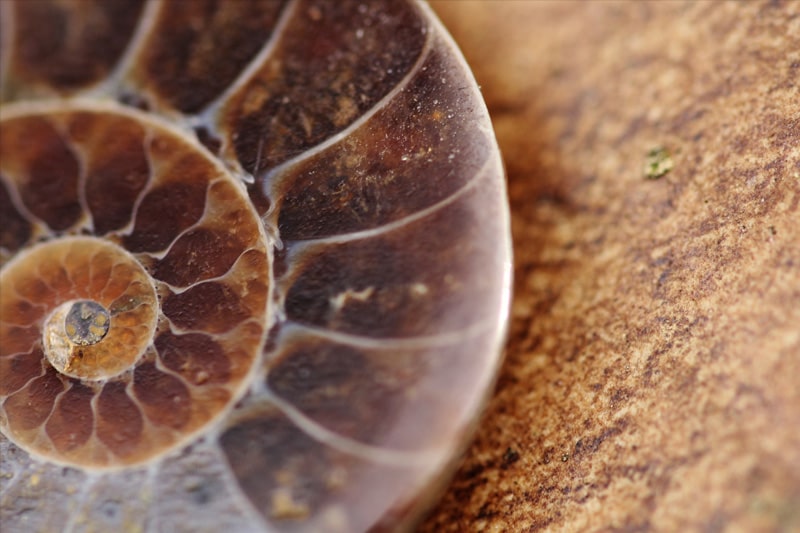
(0, 1), (511, 531)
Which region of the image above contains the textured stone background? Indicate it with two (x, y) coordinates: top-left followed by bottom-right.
(421, 2), (800, 531)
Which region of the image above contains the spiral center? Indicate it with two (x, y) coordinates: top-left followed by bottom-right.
(64, 300), (110, 346)
(2, 236), (163, 381)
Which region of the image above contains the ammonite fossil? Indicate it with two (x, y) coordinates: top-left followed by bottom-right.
(0, 1), (511, 531)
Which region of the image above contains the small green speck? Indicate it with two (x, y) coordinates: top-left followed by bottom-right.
(644, 146), (673, 180)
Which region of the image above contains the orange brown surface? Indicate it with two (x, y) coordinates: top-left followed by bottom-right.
(423, 1), (800, 531)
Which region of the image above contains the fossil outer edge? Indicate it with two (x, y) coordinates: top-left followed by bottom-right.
(0, 1), (512, 532)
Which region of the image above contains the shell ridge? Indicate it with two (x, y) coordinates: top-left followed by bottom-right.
(284, 148), (493, 250)
(279, 318), (495, 352)
(47, 113), (95, 234)
(251, 388), (440, 468)
(87, 0), (165, 101)
(0, 359), (45, 400)
(198, 0), (301, 125)
(257, 24), (436, 197)
(0, 171), (48, 251)
(152, 244), (268, 297)
(38, 378), (71, 441)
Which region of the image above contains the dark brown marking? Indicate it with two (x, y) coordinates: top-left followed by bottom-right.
(133, 362), (192, 429)
(80, 115), (151, 235)
(155, 331), (230, 386)
(123, 181), (207, 253)
(162, 282), (250, 334)
(0, 177), (32, 253)
(45, 381), (95, 453)
(152, 227), (245, 287)
(3, 366), (64, 431)
(1, 324), (40, 357)
(7, 0), (145, 95)
(283, 176), (506, 336)
(96, 381), (144, 458)
(194, 125), (222, 155)
(1, 116), (81, 230)
(132, 0), (289, 113)
(0, 349), (44, 396)
(275, 47), (490, 240)
(222, 0), (425, 209)
(268, 341), (406, 444)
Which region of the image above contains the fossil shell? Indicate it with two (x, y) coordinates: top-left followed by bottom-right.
(0, 1), (511, 531)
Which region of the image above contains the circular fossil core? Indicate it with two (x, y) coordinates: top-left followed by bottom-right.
(0, 102), (271, 468)
(4, 237), (160, 381)
(64, 300), (111, 346)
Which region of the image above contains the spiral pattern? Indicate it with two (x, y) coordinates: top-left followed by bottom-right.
(0, 1), (510, 531)
(1, 103), (270, 467)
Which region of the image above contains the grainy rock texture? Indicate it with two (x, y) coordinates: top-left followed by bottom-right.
(422, 1), (800, 531)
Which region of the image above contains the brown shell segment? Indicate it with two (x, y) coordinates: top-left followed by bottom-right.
(95, 381), (145, 459)
(161, 249), (269, 335)
(272, 42), (492, 240)
(121, 131), (215, 253)
(0, 104), (270, 468)
(279, 161), (507, 337)
(0, 114), (82, 231)
(126, 0), (289, 114)
(0, 348), (44, 397)
(151, 180), (264, 287)
(133, 361), (192, 430)
(3, 366), (65, 432)
(219, 407), (427, 531)
(0, 178), (32, 258)
(156, 332), (231, 387)
(44, 380), (95, 453)
(217, 0), (427, 210)
(1, 0), (146, 99)
(66, 111), (151, 235)
(266, 324), (501, 452)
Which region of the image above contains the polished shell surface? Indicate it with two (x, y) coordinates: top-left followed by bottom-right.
(0, 1), (511, 531)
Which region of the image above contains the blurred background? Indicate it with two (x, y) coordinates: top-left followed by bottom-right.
(421, 2), (800, 531)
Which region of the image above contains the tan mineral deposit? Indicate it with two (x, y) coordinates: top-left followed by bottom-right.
(422, 1), (800, 531)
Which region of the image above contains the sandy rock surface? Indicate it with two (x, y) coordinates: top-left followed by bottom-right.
(421, 2), (800, 531)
